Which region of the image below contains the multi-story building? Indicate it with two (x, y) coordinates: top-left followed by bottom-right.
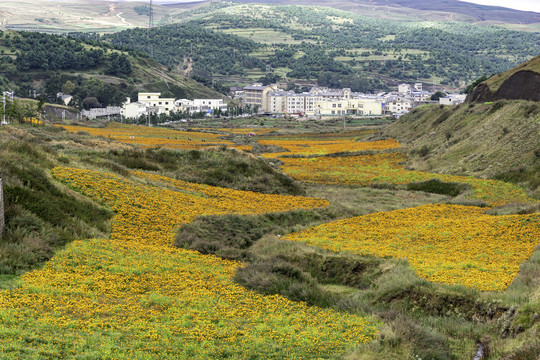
(121, 98), (149, 119)
(243, 84), (279, 111)
(314, 97), (383, 116)
(268, 90), (291, 114)
(383, 95), (413, 114)
(175, 98), (228, 114)
(121, 93), (227, 119)
(137, 92), (176, 115)
(266, 87), (383, 116)
(398, 84), (411, 95)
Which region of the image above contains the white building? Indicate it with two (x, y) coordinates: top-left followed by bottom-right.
(266, 87), (384, 116)
(398, 84), (412, 95)
(314, 97), (383, 116)
(175, 98), (227, 114)
(268, 90), (291, 114)
(138, 92), (176, 115)
(384, 95), (413, 114)
(121, 100), (148, 119)
(439, 94), (467, 105)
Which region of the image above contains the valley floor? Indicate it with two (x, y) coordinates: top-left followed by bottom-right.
(0, 121), (539, 359)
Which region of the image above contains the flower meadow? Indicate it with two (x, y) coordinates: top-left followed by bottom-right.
(286, 204), (540, 292)
(0, 167), (378, 359)
(278, 153), (535, 206)
(58, 123), (253, 151)
(259, 138), (400, 158)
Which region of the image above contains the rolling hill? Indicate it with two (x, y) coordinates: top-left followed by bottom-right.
(466, 54), (540, 102)
(98, 2), (540, 89)
(0, 29), (222, 107)
(384, 59), (540, 197)
(1, 1), (539, 89)
(1, 0), (539, 34)
(236, 0), (540, 24)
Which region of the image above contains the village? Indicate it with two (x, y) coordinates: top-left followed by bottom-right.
(65, 82), (466, 121)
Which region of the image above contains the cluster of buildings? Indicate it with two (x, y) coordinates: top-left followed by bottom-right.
(77, 85), (466, 121)
(120, 93), (227, 120)
(241, 82), (466, 117)
(243, 84), (386, 116)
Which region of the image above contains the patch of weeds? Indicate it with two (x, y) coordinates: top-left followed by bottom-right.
(407, 179), (467, 197)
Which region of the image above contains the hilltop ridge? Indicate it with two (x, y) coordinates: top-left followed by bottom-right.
(466, 54), (540, 102)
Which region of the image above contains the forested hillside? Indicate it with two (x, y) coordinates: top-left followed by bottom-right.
(99, 3), (540, 89)
(0, 30), (222, 109)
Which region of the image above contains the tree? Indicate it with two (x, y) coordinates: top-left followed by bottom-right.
(62, 81), (76, 95)
(464, 75), (488, 94)
(160, 91), (175, 98)
(82, 97), (100, 110)
(431, 91), (447, 101)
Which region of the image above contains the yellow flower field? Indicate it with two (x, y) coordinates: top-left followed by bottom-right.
(0, 167), (377, 359)
(258, 138), (400, 158)
(286, 204), (540, 292)
(215, 127), (279, 135)
(279, 153), (536, 206)
(58, 123), (252, 151)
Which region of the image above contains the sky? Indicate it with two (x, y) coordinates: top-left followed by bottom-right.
(458, 0), (540, 13)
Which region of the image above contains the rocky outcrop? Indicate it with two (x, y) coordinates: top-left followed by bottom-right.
(466, 70), (540, 103)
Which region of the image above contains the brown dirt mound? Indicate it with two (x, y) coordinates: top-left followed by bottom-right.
(467, 70), (540, 103)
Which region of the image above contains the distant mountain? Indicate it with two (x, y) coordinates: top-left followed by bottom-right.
(233, 0), (540, 24)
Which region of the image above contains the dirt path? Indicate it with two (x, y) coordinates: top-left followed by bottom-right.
(116, 12), (130, 25)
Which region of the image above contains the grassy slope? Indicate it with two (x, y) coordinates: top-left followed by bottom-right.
(384, 101), (540, 197)
(0, 30), (221, 100)
(483, 54), (540, 93)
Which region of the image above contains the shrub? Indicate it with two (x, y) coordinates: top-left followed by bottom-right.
(419, 145), (430, 157)
(407, 179), (466, 197)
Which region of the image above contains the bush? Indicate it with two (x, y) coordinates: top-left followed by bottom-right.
(407, 179), (466, 197)
(419, 145), (430, 157)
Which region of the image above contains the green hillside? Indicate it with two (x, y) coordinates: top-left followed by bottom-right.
(384, 100), (540, 198)
(101, 3), (540, 89)
(0, 30), (222, 107)
(2, 2), (539, 89)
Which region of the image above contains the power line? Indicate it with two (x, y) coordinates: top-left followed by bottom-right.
(149, 0), (154, 29)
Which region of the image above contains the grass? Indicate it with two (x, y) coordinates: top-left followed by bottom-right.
(385, 101), (540, 198)
(219, 28), (304, 45)
(0, 125), (113, 274)
(107, 146), (305, 196)
(1, 119), (539, 359)
(406, 179), (467, 197)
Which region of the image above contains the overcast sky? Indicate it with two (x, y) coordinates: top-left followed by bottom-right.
(458, 0), (540, 12)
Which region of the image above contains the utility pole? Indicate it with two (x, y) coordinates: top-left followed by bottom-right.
(0, 177), (4, 238)
(147, 0), (154, 57)
(149, 0), (154, 29)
